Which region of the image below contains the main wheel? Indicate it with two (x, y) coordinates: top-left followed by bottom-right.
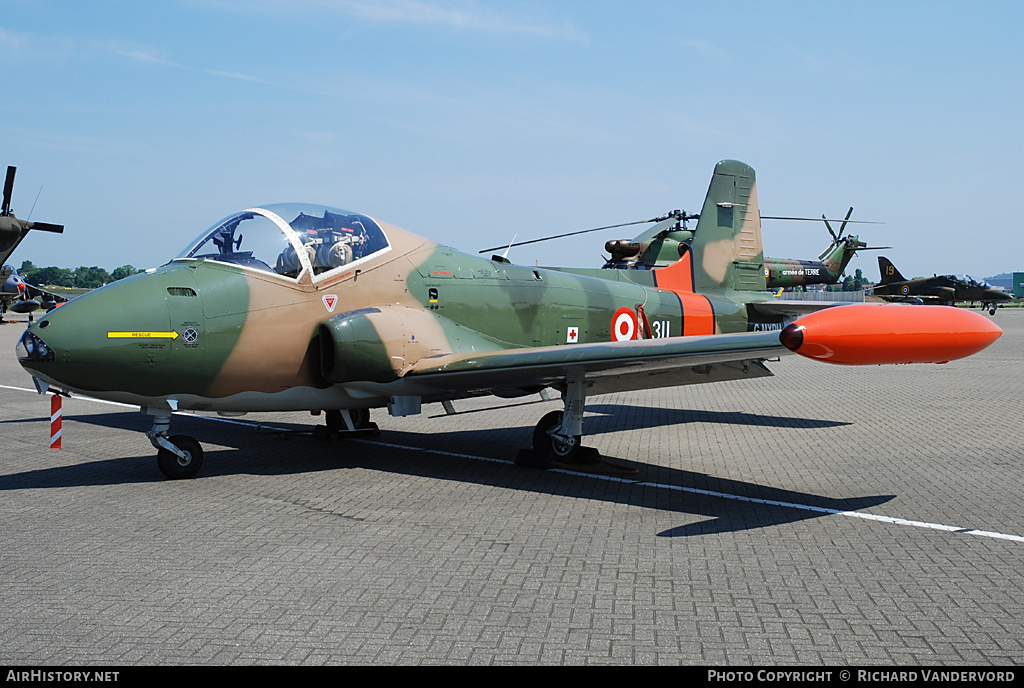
(157, 435), (204, 479)
(533, 410), (581, 462)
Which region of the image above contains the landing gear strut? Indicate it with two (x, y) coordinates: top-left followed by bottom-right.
(146, 411), (204, 479)
(316, 408), (379, 438)
(326, 408), (372, 432)
(519, 370), (598, 468)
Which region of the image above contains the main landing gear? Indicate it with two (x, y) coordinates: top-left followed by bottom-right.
(518, 371), (600, 468)
(317, 408), (379, 438)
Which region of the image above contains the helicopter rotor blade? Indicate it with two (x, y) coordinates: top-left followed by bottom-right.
(838, 206), (853, 238)
(2, 166), (15, 216)
(28, 221), (64, 234)
(478, 218), (657, 254)
(480, 209), (882, 256)
(822, 216), (838, 242)
(761, 215), (883, 224)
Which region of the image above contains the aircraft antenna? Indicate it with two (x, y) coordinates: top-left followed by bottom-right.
(501, 234), (518, 260)
(27, 185), (43, 221)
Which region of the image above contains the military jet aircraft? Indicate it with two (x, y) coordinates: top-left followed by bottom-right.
(874, 256), (1012, 314)
(17, 160), (1002, 479)
(0, 166), (64, 271)
(1, 265), (68, 322)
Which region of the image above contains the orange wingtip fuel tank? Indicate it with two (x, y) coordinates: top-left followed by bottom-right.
(779, 304), (1002, 365)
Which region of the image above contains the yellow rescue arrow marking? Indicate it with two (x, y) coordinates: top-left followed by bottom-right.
(107, 331), (179, 340)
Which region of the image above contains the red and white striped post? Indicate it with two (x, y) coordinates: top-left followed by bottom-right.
(50, 394), (62, 449)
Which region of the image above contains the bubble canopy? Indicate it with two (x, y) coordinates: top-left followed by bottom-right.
(174, 203), (391, 281)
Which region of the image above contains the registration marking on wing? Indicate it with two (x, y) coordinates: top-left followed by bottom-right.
(107, 331), (179, 340)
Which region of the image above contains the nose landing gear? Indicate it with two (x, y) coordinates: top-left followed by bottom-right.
(156, 435), (204, 479)
(146, 411), (204, 479)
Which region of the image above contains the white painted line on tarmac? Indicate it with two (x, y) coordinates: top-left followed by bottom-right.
(4, 383), (1022, 544)
(359, 437), (1024, 543)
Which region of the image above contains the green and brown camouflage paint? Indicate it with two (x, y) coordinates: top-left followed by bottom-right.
(20, 161), (788, 410)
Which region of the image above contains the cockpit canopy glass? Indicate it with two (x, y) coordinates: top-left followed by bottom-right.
(175, 203), (390, 281)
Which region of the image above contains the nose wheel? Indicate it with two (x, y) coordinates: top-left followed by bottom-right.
(156, 435), (204, 479)
(146, 411), (204, 479)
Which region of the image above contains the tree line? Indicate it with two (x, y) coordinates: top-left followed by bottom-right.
(17, 260), (143, 289)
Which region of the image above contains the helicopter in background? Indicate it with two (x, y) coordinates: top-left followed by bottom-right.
(486, 204), (885, 294)
(0, 166), (66, 322)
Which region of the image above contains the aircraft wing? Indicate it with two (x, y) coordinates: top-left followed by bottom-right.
(402, 331), (787, 397)
(874, 294), (942, 305)
(24, 282), (69, 306)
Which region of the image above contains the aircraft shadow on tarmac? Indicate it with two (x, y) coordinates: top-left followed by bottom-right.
(583, 403), (852, 432)
(0, 405), (885, 538)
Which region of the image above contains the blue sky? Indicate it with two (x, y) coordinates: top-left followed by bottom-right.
(3, 1), (1022, 279)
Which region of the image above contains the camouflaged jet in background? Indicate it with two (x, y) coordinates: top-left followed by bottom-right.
(17, 160), (1002, 479)
(1, 265), (68, 322)
(873, 256), (1013, 314)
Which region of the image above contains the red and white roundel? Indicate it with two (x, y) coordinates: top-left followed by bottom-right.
(611, 307), (637, 342)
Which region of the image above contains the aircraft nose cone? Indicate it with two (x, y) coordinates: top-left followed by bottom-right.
(17, 274), (173, 395)
(16, 328), (55, 363)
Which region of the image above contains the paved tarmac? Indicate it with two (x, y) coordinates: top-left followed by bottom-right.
(0, 309), (1022, 666)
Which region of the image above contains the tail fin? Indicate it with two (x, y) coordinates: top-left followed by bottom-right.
(822, 237), (861, 280)
(877, 256), (905, 284)
(689, 160), (765, 292)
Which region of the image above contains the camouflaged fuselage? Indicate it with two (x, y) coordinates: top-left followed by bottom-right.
(19, 161), (794, 412)
(19, 224), (782, 411)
